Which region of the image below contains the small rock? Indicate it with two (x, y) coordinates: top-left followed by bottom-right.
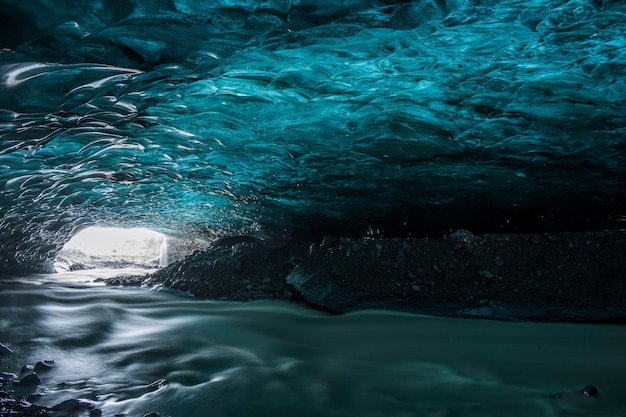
(321, 236), (337, 248)
(15, 399), (33, 411)
(52, 399), (80, 411)
(21, 364), (34, 375)
(411, 284), (421, 292)
(15, 373), (41, 386)
(478, 270), (494, 279)
(450, 229), (474, 244)
(582, 385), (598, 397)
(90, 409), (103, 417)
(34, 360), (54, 371)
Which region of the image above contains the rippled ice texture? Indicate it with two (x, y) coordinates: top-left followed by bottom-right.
(1, 270), (626, 417)
(0, 0), (625, 270)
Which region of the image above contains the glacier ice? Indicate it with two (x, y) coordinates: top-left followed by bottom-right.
(0, 0), (625, 271)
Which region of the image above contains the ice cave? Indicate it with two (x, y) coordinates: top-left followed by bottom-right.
(1, 1), (625, 416)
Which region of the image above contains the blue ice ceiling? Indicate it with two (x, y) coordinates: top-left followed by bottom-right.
(1, 0), (625, 271)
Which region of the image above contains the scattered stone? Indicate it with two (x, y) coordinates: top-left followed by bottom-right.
(450, 229), (474, 244)
(15, 373), (40, 386)
(15, 399), (43, 414)
(20, 364), (33, 375)
(320, 236), (338, 248)
(90, 408), (103, 417)
(34, 360), (54, 372)
(477, 270), (494, 279)
(286, 231), (626, 321)
(582, 385), (598, 397)
(52, 398), (79, 411)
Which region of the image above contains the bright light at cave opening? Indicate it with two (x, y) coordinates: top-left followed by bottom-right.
(54, 226), (168, 273)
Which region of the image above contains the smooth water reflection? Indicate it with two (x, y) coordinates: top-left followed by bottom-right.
(1, 270), (625, 417)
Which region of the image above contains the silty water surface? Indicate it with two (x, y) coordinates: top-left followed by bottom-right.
(1, 269), (625, 417)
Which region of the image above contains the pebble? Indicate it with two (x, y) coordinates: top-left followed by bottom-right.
(450, 229), (474, 244)
(582, 385), (598, 397)
(478, 270), (494, 279)
(15, 373), (41, 386)
(34, 360), (55, 371)
(411, 284), (422, 292)
(51, 398), (79, 411)
(321, 236), (337, 248)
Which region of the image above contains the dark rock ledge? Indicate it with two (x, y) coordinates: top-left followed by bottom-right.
(106, 230), (626, 322)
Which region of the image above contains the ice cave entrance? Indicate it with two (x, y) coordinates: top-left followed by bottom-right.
(54, 226), (168, 272)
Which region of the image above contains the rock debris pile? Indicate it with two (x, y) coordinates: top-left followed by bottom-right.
(107, 230), (626, 322)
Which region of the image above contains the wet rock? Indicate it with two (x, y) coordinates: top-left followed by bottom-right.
(477, 270), (494, 279)
(134, 237), (309, 302)
(143, 413), (161, 417)
(1, 372), (17, 382)
(320, 235), (338, 249)
(51, 398), (79, 411)
(34, 360), (54, 372)
(90, 408), (103, 417)
(15, 373), (40, 386)
(582, 385), (598, 397)
(450, 229), (475, 244)
(15, 398), (43, 414)
(0, 393), (47, 416)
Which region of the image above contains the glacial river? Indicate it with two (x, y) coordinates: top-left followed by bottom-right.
(1, 269), (625, 417)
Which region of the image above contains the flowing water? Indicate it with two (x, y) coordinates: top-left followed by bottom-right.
(1, 269), (625, 417)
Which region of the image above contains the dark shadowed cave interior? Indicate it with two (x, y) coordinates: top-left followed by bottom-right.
(1, 1), (625, 416)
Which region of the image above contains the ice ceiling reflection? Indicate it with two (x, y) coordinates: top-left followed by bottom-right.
(0, 0), (625, 272)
